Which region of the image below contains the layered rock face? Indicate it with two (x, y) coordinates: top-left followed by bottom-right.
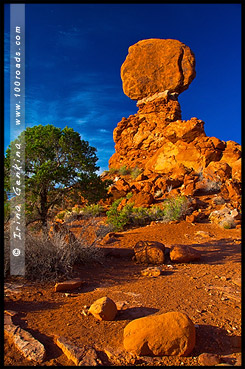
(108, 38), (241, 211)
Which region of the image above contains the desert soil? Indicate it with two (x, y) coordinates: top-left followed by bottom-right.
(4, 220), (242, 366)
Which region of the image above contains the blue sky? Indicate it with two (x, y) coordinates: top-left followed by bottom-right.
(4, 3), (241, 172)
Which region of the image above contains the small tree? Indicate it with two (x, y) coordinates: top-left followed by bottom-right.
(4, 124), (109, 228)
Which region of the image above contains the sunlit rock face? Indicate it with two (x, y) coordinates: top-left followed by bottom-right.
(108, 38), (241, 211)
(121, 38), (196, 100)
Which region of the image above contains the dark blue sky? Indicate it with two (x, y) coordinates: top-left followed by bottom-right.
(4, 3), (241, 172)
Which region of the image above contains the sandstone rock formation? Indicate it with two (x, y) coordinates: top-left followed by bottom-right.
(107, 38), (241, 214)
(121, 38), (196, 100)
(123, 311), (196, 356)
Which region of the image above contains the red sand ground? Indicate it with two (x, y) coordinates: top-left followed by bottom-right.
(4, 220), (241, 366)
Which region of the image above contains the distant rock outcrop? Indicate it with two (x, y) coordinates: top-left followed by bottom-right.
(108, 38), (241, 213)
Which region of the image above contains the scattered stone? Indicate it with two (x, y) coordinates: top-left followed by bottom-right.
(4, 309), (18, 317)
(123, 311), (196, 356)
(231, 277), (241, 287)
(209, 209), (236, 228)
(133, 240), (165, 264)
(79, 346), (102, 366)
(56, 336), (101, 366)
(195, 231), (212, 238)
(170, 245), (201, 263)
(115, 301), (128, 310)
(234, 353), (242, 366)
(4, 314), (15, 328)
(104, 348), (138, 366)
(88, 296), (117, 321)
(198, 353), (221, 366)
(54, 278), (82, 292)
(215, 364), (233, 366)
(141, 266), (162, 277)
(4, 314), (46, 364)
(221, 276), (227, 281)
(100, 232), (118, 245)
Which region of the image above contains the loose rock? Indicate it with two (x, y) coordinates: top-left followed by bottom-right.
(4, 315), (46, 364)
(88, 296), (117, 321)
(123, 311), (196, 356)
(198, 353), (221, 366)
(56, 336), (101, 366)
(141, 266), (162, 277)
(133, 240), (165, 264)
(54, 278), (82, 292)
(170, 245), (201, 263)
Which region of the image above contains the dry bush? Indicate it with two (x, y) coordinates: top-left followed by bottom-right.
(4, 219), (104, 281)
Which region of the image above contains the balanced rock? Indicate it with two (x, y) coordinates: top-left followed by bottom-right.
(133, 240), (165, 264)
(121, 38), (196, 100)
(88, 297), (117, 321)
(123, 311), (196, 356)
(107, 38), (241, 213)
(170, 245), (201, 263)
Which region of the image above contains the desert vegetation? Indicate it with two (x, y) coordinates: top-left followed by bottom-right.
(4, 124), (111, 228)
(106, 195), (189, 231)
(105, 165), (143, 179)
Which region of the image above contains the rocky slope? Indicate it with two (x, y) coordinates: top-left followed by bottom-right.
(107, 38), (241, 215)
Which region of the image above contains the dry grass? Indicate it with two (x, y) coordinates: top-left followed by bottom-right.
(4, 219), (104, 281)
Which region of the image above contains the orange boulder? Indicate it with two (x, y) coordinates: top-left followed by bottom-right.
(123, 311), (196, 356)
(121, 38), (196, 100)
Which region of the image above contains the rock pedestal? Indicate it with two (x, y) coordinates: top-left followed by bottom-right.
(107, 38), (241, 212)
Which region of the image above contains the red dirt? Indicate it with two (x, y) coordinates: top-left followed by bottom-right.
(4, 220), (241, 366)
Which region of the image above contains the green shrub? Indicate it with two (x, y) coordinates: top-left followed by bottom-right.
(108, 167), (118, 175)
(81, 203), (104, 217)
(148, 205), (165, 220)
(106, 198), (134, 231)
(72, 206), (83, 214)
(106, 195), (189, 231)
(56, 210), (68, 220)
(63, 211), (73, 222)
(130, 207), (149, 225)
(131, 166), (142, 179)
(118, 165), (131, 176)
(162, 195), (188, 221)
